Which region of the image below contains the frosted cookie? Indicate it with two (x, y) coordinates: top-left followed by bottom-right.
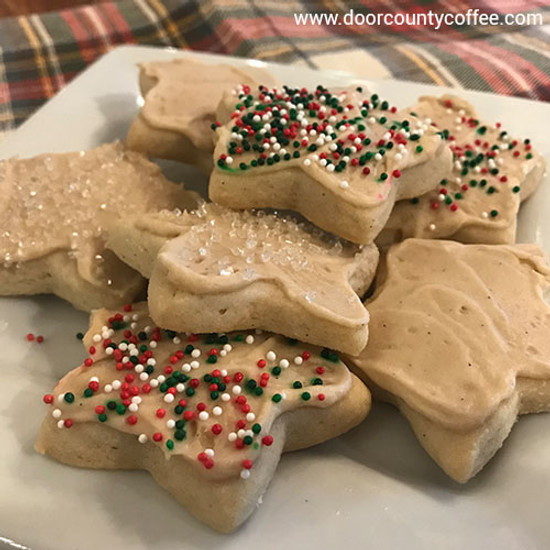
(127, 58), (277, 171)
(349, 238), (550, 482)
(380, 95), (546, 245)
(107, 203), (379, 355)
(36, 303), (371, 532)
(209, 85), (452, 244)
(0, 142), (196, 311)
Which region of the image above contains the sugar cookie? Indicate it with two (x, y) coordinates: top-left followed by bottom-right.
(0, 142), (196, 311)
(36, 303), (371, 532)
(209, 85), (452, 243)
(349, 238), (550, 482)
(379, 95), (546, 245)
(107, 204), (379, 355)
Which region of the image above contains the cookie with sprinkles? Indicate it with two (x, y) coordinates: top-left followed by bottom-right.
(209, 85), (452, 244)
(379, 95), (546, 245)
(348, 239), (550, 482)
(36, 303), (371, 532)
(107, 203), (379, 355)
(127, 58), (278, 172)
(0, 142), (197, 311)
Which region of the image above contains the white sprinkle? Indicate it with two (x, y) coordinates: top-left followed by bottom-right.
(205, 448), (215, 457)
(280, 359), (290, 369)
(394, 153), (402, 161)
(157, 375), (166, 384)
(199, 411), (209, 421)
(232, 385), (242, 395)
(112, 380), (121, 390)
(139, 373), (149, 381)
(135, 365), (144, 374)
(240, 469), (251, 480)
(105, 347), (114, 356)
(167, 419), (176, 428)
(438, 194), (446, 202)
(128, 403), (139, 412)
(104, 384), (113, 393)
(213, 406), (223, 416)
(181, 363), (191, 373)
(57, 420), (65, 429)
(191, 349), (201, 358)
(191, 360), (200, 369)
(294, 356), (303, 366)
(237, 429), (246, 438)
(172, 336), (181, 345)
(482, 211), (489, 219)
(223, 344), (232, 352)
(57, 393), (65, 403)
(245, 335), (255, 344)
(303, 159), (311, 167)
(147, 358), (156, 366)
(164, 394), (175, 404)
(266, 351), (276, 362)
(340, 181), (349, 190)
(374, 153), (382, 161)
(219, 350), (227, 357)
(228, 432), (237, 442)
(429, 224), (436, 231)
(92, 334), (101, 343)
(52, 408), (62, 419)
(327, 164), (335, 172)
(226, 156), (234, 165)
(138, 434), (148, 444)
(150, 379), (159, 388)
(150, 341), (157, 349)
(246, 412), (256, 422)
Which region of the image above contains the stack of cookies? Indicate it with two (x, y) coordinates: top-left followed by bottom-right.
(2, 57), (549, 533)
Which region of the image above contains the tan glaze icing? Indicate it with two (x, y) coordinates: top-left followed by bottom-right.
(0, 142), (194, 286)
(44, 303), (352, 481)
(212, 86), (446, 207)
(139, 58), (278, 152)
(352, 239), (550, 431)
(136, 203), (375, 327)
(382, 95), (546, 243)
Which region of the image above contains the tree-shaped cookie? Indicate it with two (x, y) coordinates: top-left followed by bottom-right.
(380, 95), (546, 245)
(0, 142), (196, 311)
(107, 203), (379, 355)
(127, 58), (277, 171)
(209, 85), (452, 243)
(36, 303), (370, 532)
(349, 238), (550, 482)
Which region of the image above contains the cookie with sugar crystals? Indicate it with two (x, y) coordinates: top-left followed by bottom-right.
(348, 238), (550, 483)
(379, 95), (546, 246)
(209, 85), (452, 244)
(36, 303), (371, 532)
(107, 203), (379, 355)
(0, 142), (196, 311)
(127, 58), (278, 171)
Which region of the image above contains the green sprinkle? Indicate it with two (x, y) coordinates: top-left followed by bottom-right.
(83, 388), (93, 398)
(380, 172), (388, 181)
(174, 429), (186, 441)
(116, 404), (126, 415)
(272, 393), (282, 403)
(98, 413), (107, 422)
(106, 401), (117, 411)
(271, 366), (282, 376)
(416, 145), (423, 153)
(301, 392), (311, 401)
(490, 210), (499, 217)
(185, 387), (195, 397)
(512, 186), (521, 193)
(410, 197), (419, 205)
(166, 439), (174, 450)
(76, 332), (84, 340)
(293, 381), (303, 389)
(243, 436), (254, 445)
(252, 423), (262, 434)
(207, 355), (218, 364)
(64, 392), (75, 404)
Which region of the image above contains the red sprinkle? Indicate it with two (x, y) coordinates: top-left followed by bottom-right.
(152, 432), (163, 442)
(242, 459), (253, 469)
(262, 435), (274, 446)
(211, 424), (223, 435)
(64, 419), (74, 428)
(43, 394), (54, 404)
(26, 333), (34, 342)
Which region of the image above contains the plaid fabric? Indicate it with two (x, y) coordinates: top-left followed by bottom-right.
(0, 0), (549, 139)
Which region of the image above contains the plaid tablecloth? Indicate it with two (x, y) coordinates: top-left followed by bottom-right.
(0, 0), (549, 140)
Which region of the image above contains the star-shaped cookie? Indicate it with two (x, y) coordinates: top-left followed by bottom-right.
(107, 203), (379, 355)
(348, 238), (550, 482)
(209, 85), (452, 243)
(379, 95), (546, 245)
(127, 57), (278, 171)
(36, 303), (371, 532)
(0, 142), (196, 311)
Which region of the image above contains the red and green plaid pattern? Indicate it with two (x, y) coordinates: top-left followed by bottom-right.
(0, 0), (549, 138)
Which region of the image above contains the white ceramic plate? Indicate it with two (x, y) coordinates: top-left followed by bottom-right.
(1, 45), (549, 550)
